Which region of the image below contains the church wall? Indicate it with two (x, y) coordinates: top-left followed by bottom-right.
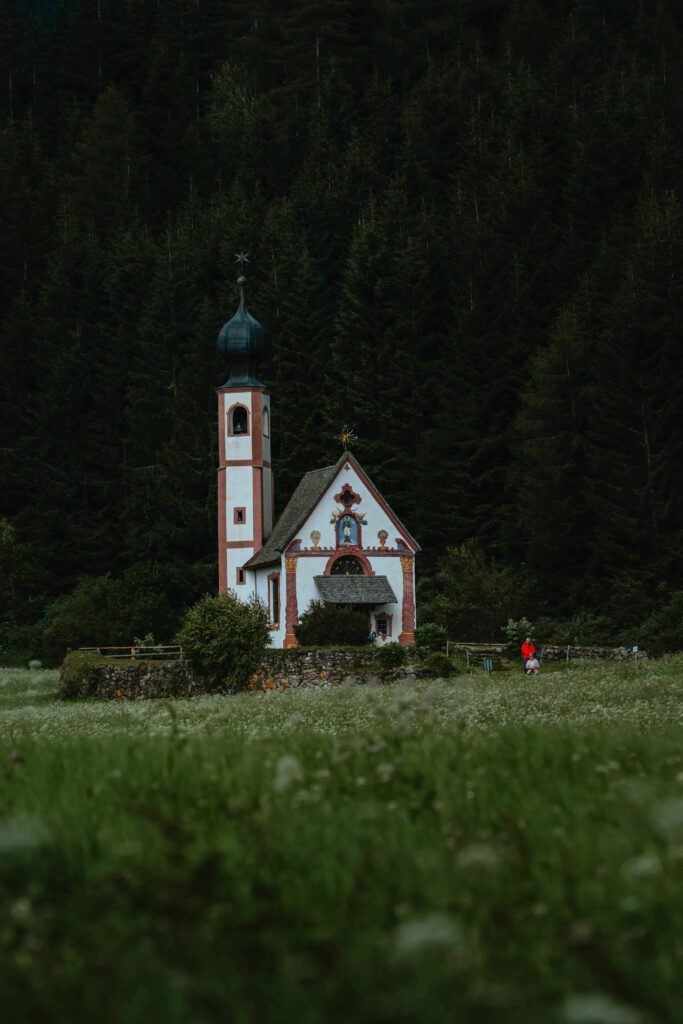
(224, 462), (253, 590)
(287, 462), (415, 647)
(253, 564), (286, 648)
(292, 554), (333, 624)
(234, 461), (417, 649)
(296, 465), (413, 557)
(262, 463), (273, 538)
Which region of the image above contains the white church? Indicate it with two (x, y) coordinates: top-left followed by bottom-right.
(215, 274), (419, 649)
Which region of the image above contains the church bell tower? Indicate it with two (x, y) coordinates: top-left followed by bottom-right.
(216, 265), (273, 593)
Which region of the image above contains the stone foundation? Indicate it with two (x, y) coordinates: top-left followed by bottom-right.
(247, 648), (419, 692)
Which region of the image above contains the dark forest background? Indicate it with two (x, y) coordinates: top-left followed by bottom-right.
(3, 0), (683, 658)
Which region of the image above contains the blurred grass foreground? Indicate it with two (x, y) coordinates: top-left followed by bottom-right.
(2, 660), (683, 1023)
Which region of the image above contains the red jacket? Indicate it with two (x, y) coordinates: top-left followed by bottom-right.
(521, 641), (535, 659)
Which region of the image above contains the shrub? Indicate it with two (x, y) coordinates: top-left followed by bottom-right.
(176, 591), (269, 690)
(424, 540), (526, 641)
(503, 617), (535, 646)
(59, 650), (105, 699)
(634, 590), (683, 656)
(42, 562), (212, 661)
(423, 652), (458, 678)
(376, 641), (407, 672)
(413, 622), (447, 653)
(0, 621), (44, 666)
(295, 601), (371, 647)
(534, 612), (615, 646)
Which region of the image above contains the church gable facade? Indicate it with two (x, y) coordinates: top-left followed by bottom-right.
(215, 274), (418, 649)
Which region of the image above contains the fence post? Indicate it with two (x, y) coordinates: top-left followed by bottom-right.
(566, 645), (570, 664)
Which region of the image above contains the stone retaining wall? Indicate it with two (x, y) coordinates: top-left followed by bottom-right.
(63, 644), (647, 700)
(65, 648), (419, 700)
(247, 648), (419, 692)
(81, 659), (206, 700)
(539, 645), (646, 662)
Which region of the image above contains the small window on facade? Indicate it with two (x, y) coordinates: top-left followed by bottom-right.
(230, 406), (248, 435)
(269, 573), (280, 626)
(234, 507), (246, 524)
(263, 406), (270, 437)
(236, 567), (246, 585)
(376, 615), (388, 638)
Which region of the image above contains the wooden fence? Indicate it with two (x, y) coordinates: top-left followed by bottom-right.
(446, 642), (506, 671)
(79, 645), (183, 661)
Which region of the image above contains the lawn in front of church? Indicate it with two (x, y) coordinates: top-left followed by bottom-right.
(1, 661), (683, 1023)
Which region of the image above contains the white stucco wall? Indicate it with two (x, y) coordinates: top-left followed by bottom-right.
(300, 464), (402, 553)
(221, 390), (254, 463)
(221, 389), (273, 589)
(250, 564), (285, 647)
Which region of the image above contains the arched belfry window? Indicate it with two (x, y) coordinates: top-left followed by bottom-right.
(263, 407), (270, 437)
(229, 405), (249, 436)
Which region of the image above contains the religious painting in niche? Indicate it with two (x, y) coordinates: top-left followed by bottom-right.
(331, 556), (364, 576)
(337, 514), (359, 547)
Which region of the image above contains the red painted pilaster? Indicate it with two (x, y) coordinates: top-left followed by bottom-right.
(398, 555), (415, 646)
(284, 556), (299, 648)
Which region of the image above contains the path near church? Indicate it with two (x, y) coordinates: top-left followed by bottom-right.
(2, 661), (683, 1022)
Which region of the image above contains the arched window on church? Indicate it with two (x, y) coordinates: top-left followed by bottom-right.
(331, 555), (364, 576)
(263, 406), (270, 437)
(229, 405), (249, 436)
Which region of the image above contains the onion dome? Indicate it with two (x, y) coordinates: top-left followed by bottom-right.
(216, 275), (268, 387)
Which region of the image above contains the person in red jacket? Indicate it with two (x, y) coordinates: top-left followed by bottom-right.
(521, 636), (536, 673)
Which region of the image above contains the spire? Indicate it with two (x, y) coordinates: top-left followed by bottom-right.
(216, 253), (268, 387)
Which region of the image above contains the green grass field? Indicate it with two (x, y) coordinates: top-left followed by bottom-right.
(2, 661), (683, 1024)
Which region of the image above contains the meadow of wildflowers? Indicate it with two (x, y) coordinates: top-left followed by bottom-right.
(2, 659), (683, 1022)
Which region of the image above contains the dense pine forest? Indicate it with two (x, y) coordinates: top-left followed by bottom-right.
(2, 0), (683, 658)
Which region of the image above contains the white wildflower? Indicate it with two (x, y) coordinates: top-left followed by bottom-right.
(457, 843), (499, 869)
(561, 993), (643, 1024)
(273, 755), (303, 793)
(10, 898), (32, 922)
(651, 797), (683, 836)
(392, 913), (463, 959)
(621, 853), (661, 881)
(0, 817), (49, 856)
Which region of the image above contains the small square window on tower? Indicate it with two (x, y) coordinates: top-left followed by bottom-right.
(234, 507), (246, 524)
(236, 567), (246, 586)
